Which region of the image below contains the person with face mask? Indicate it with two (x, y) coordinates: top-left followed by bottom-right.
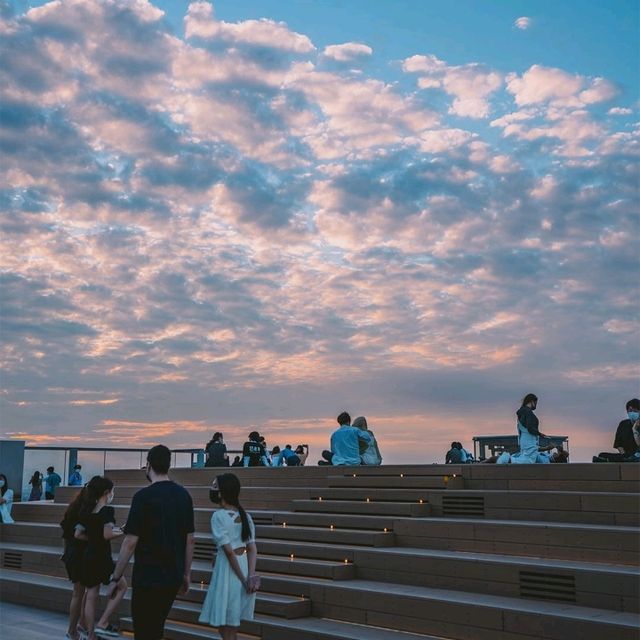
(594, 399), (640, 463)
(200, 473), (259, 640)
(76, 476), (126, 639)
(0, 474), (15, 523)
(107, 445), (195, 640)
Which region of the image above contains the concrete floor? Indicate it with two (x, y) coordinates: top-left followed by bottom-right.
(0, 601), (72, 639)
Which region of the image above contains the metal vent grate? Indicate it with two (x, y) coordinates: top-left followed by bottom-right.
(193, 541), (215, 563)
(519, 571), (576, 603)
(442, 496), (485, 517)
(3, 551), (22, 569)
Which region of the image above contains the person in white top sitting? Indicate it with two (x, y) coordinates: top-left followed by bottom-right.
(0, 474), (15, 523)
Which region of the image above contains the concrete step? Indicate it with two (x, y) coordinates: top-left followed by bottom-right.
(292, 499), (432, 517)
(0, 568), (311, 620)
(123, 610), (449, 640)
(393, 517), (640, 565)
(259, 509), (399, 531)
(256, 524), (396, 547)
(328, 475), (449, 489)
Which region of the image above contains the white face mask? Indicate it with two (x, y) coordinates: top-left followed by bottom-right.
(0, 480), (5, 488)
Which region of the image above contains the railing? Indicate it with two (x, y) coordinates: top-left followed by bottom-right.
(20, 445), (242, 500)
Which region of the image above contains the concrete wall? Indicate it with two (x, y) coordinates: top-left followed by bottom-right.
(0, 440), (25, 501)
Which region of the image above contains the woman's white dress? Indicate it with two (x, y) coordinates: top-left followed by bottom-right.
(199, 508), (256, 628)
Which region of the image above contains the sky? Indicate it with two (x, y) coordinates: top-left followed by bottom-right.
(1, 0), (638, 465)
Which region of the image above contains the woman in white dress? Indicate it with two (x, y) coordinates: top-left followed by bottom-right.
(199, 473), (259, 640)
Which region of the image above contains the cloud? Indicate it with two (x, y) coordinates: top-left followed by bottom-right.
(184, 1), (314, 53)
(514, 17), (532, 30)
(0, 0), (637, 462)
(323, 42), (372, 62)
(403, 55), (502, 118)
(608, 107), (633, 116)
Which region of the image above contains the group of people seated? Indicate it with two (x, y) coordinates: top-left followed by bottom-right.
(445, 442), (474, 464)
(317, 412), (382, 466)
(204, 431), (309, 467)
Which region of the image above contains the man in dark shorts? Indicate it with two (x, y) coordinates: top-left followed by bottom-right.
(106, 445), (195, 640)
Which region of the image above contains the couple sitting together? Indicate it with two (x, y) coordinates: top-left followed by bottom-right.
(318, 412), (382, 466)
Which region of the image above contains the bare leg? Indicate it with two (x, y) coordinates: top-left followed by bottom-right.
(79, 590), (88, 632)
(83, 585), (100, 640)
(221, 626), (238, 640)
(96, 578), (127, 630)
(67, 582), (85, 638)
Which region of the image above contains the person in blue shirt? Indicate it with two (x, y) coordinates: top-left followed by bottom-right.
(68, 465), (83, 486)
(318, 412), (372, 466)
(280, 445), (301, 466)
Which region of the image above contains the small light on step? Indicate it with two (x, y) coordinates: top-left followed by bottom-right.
(200, 581), (205, 590)
(352, 474), (357, 477)
(344, 559), (349, 564)
(366, 497), (370, 502)
(383, 528), (388, 532)
(330, 524), (335, 530)
(400, 473), (404, 478)
(282, 522), (287, 528)
(318, 497), (322, 501)
(419, 499), (424, 504)
(453, 474), (457, 478)
(290, 554), (295, 560)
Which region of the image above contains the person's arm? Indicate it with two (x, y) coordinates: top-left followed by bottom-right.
(74, 524), (88, 542)
(106, 534), (138, 597)
(632, 421), (640, 447)
(614, 421), (627, 453)
(180, 533), (195, 595)
(0, 489), (13, 506)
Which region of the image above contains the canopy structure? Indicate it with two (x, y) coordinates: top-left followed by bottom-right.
(472, 434), (569, 460)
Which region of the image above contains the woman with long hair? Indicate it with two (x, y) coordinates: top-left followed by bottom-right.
(61, 486), (89, 639)
(28, 470), (43, 501)
(199, 473), (259, 640)
(353, 416), (383, 465)
(504, 393), (549, 464)
(77, 476), (127, 639)
(0, 473), (14, 523)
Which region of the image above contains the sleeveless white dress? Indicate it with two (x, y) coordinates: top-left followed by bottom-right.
(199, 508), (256, 628)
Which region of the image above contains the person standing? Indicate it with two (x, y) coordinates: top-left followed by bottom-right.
(60, 486), (88, 640)
(199, 473), (259, 640)
(77, 476), (127, 640)
(69, 465), (83, 486)
(44, 466), (62, 500)
(28, 471), (43, 501)
(106, 445), (195, 640)
(0, 474), (14, 523)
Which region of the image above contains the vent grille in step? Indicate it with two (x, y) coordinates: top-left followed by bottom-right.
(442, 495), (485, 517)
(3, 551), (22, 569)
(519, 570), (576, 603)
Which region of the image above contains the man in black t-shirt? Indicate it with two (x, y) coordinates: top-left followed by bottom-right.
(594, 399), (640, 463)
(106, 445), (195, 640)
(242, 431), (269, 466)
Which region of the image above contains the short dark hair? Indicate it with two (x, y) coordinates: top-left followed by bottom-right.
(337, 411), (351, 425)
(74, 464), (81, 470)
(212, 432), (223, 442)
(147, 444), (171, 474)
(521, 393), (538, 406)
(626, 398), (640, 411)
(47, 466), (54, 473)
(248, 431), (260, 442)
(285, 444), (292, 449)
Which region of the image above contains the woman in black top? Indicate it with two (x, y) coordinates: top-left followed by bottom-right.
(28, 471), (43, 501)
(60, 486), (89, 639)
(77, 476), (127, 640)
(205, 432), (229, 467)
